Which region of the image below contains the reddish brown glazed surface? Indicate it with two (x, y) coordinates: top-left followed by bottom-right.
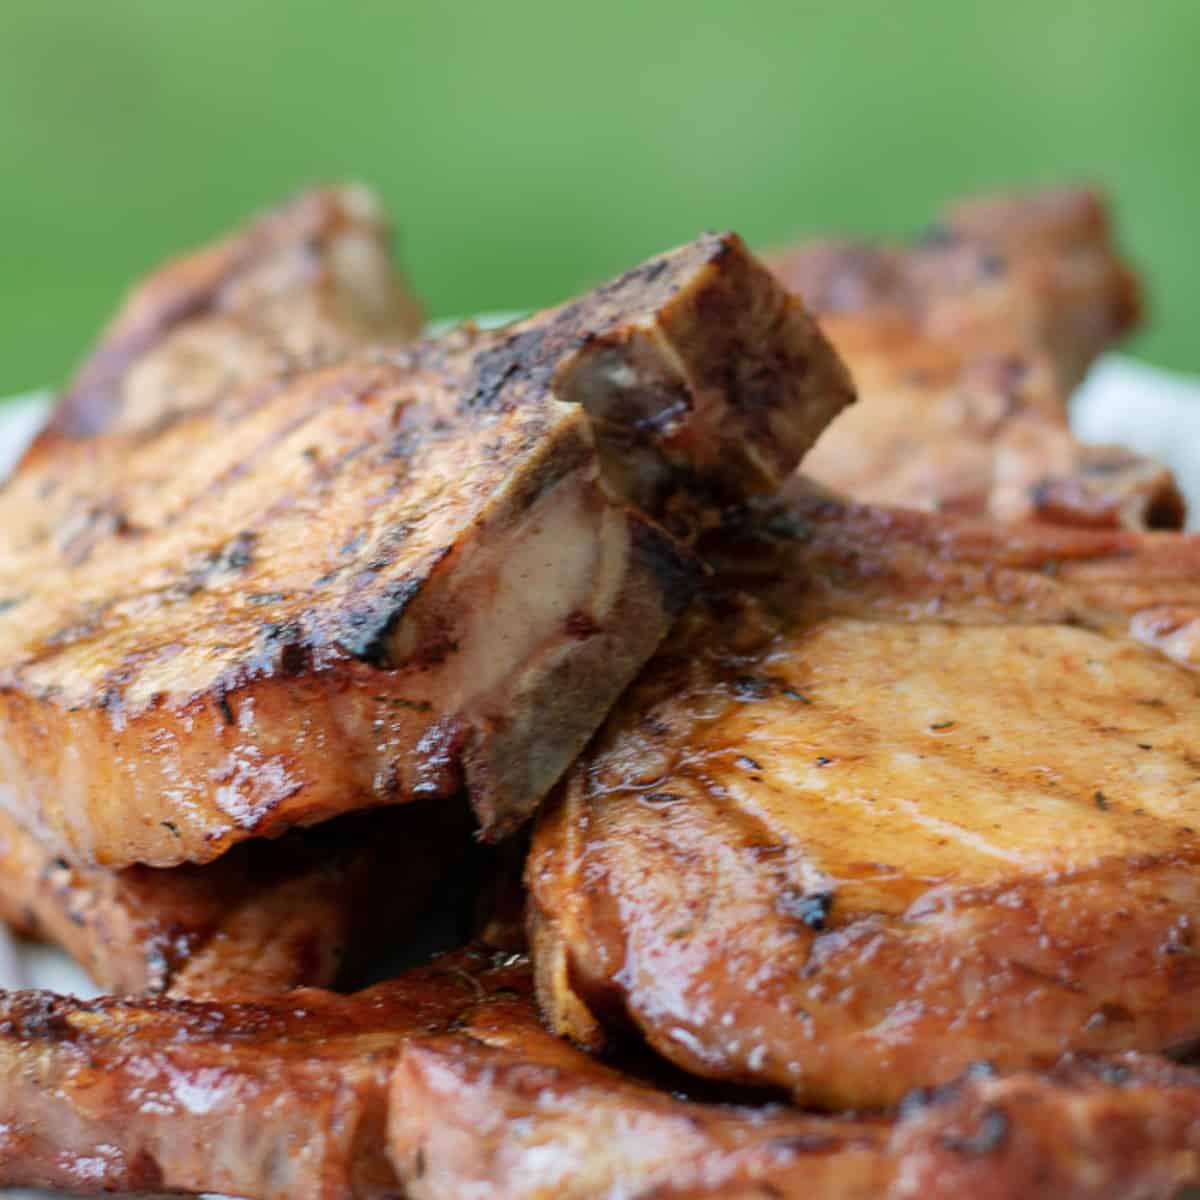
(530, 482), (1200, 1106)
(0, 231), (853, 867)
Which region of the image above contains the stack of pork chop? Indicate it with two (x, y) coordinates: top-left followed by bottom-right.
(3, 185), (1200, 1200)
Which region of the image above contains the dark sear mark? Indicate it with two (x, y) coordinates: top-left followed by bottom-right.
(0, 597), (24, 616)
(1094, 790), (1110, 811)
(334, 577), (426, 667)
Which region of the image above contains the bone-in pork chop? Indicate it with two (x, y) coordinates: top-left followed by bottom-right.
(0, 233), (852, 868)
(0, 947), (1196, 1199)
(529, 481), (1200, 1107)
(767, 187), (1181, 528)
(0, 186), (454, 989)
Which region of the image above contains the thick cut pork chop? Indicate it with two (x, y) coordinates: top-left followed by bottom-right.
(0, 233), (851, 868)
(767, 186), (1181, 528)
(0, 802), (470, 996)
(529, 481), (1200, 1107)
(38, 183), (424, 446)
(0, 185), (462, 990)
(0, 948), (1196, 1199)
(10, 184), (426, 570)
(393, 986), (1200, 1200)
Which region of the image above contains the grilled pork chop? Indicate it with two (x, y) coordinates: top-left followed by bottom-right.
(0, 186), (458, 990)
(769, 186), (1139, 393)
(767, 187), (1182, 528)
(0, 947), (1198, 1199)
(393, 987), (1200, 1200)
(38, 183), (424, 447)
(529, 481), (1200, 1108)
(0, 233), (851, 869)
(10, 184), (426, 575)
(0, 802), (470, 995)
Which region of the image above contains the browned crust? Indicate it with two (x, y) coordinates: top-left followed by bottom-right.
(767, 184), (1140, 393)
(765, 186), (1172, 529)
(393, 981), (1200, 1199)
(528, 489), (1200, 1107)
(0, 947), (1196, 1199)
(44, 184), (424, 443)
(0, 947), (529, 1200)
(0, 803), (471, 995)
(0, 228), (855, 867)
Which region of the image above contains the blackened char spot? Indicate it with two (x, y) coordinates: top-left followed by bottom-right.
(0, 993), (79, 1042)
(335, 577), (426, 667)
(463, 327), (556, 413)
(259, 622), (308, 677)
(629, 519), (699, 619)
(215, 531), (257, 572)
(731, 675), (771, 701)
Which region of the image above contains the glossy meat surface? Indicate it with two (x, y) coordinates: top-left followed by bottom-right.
(393, 987), (1200, 1200)
(0, 802), (470, 996)
(0, 946), (1196, 1199)
(0, 947), (528, 1199)
(530, 483), (1200, 1106)
(0, 231), (853, 867)
(768, 186), (1180, 528)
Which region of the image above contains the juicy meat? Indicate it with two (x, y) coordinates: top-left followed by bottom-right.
(40, 183), (424, 446)
(0, 948), (525, 1199)
(529, 481), (1200, 1107)
(0, 947), (1197, 1200)
(0, 802), (471, 996)
(0, 233), (851, 868)
(393, 990), (1200, 1200)
(766, 186), (1181, 528)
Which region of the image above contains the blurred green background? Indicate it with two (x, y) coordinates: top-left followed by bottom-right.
(2, 0), (1198, 396)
